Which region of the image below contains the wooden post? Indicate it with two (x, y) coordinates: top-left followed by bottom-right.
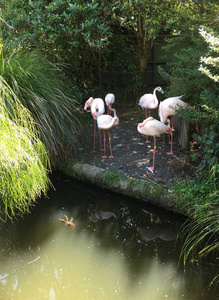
(173, 115), (190, 150)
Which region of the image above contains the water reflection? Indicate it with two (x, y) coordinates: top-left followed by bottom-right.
(0, 174), (218, 300)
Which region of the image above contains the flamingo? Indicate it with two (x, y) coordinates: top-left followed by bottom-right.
(84, 97), (105, 153)
(105, 93), (115, 115)
(138, 86), (164, 143)
(158, 95), (190, 149)
(97, 108), (119, 158)
(137, 117), (174, 172)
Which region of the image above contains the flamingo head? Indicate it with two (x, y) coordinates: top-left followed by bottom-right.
(84, 97), (93, 111)
(113, 117), (119, 126)
(157, 86), (164, 94)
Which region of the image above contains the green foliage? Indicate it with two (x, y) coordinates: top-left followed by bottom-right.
(178, 194), (219, 284)
(0, 76), (51, 220)
(158, 30), (218, 108)
(1, 47), (81, 168)
(198, 26), (219, 83)
(173, 176), (217, 216)
(158, 23), (219, 172)
(105, 171), (122, 184)
(3, 0), (215, 100)
(173, 163), (218, 280)
(197, 123), (219, 170)
(163, 14), (219, 285)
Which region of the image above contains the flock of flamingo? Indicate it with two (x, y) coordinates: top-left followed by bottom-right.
(84, 88), (190, 173)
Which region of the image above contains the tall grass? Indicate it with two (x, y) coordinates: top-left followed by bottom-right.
(0, 76), (51, 220)
(178, 194), (219, 286)
(174, 165), (219, 286)
(1, 49), (81, 168)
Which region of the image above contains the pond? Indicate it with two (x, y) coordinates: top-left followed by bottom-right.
(0, 174), (218, 300)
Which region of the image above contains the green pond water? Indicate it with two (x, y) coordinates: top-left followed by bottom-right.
(0, 174), (218, 300)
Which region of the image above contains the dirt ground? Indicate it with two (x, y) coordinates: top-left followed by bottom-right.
(75, 108), (201, 187)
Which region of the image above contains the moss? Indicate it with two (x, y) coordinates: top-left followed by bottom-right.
(127, 178), (143, 188)
(62, 167), (85, 181)
(105, 171), (122, 184)
(147, 185), (168, 198)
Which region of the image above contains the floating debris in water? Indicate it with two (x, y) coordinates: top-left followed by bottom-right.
(59, 215), (75, 231)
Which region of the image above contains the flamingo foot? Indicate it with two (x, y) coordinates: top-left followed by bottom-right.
(99, 149), (104, 152)
(145, 140), (151, 144)
(147, 166), (154, 173)
(91, 150), (97, 153)
(101, 155), (107, 158)
(167, 151), (173, 155)
(108, 155), (114, 158)
(160, 141), (166, 144)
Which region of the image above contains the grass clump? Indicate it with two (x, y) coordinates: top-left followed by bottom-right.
(0, 76), (50, 220)
(178, 193), (219, 286)
(173, 165), (218, 217)
(1, 49), (81, 168)
(174, 165), (218, 285)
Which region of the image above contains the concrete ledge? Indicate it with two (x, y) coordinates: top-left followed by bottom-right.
(63, 160), (176, 211)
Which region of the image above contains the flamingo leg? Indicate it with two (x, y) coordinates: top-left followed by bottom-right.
(167, 132), (173, 155)
(168, 116), (174, 144)
(148, 136), (156, 172)
(91, 119), (97, 153)
(108, 129), (114, 158)
(145, 109), (151, 143)
(99, 129), (104, 151)
(101, 130), (107, 158)
(168, 133), (171, 144)
(161, 133), (166, 144)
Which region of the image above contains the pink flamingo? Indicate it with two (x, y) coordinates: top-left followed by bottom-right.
(105, 93), (115, 115)
(137, 117), (174, 172)
(138, 87), (164, 143)
(158, 95), (190, 150)
(97, 108), (119, 158)
(84, 97), (105, 152)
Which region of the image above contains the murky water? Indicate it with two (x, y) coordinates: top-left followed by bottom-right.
(0, 174), (218, 300)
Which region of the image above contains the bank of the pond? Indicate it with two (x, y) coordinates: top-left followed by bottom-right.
(64, 161), (176, 211)
(64, 109), (200, 214)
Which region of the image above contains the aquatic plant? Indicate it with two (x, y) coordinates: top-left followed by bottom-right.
(0, 76), (51, 220)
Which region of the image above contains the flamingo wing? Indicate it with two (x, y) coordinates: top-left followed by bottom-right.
(139, 94), (155, 109)
(137, 117), (169, 137)
(91, 98), (105, 119)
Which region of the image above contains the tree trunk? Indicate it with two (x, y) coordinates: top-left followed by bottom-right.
(138, 38), (154, 74)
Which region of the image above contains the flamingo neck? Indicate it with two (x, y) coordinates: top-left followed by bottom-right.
(111, 108), (117, 118)
(153, 88), (159, 106)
